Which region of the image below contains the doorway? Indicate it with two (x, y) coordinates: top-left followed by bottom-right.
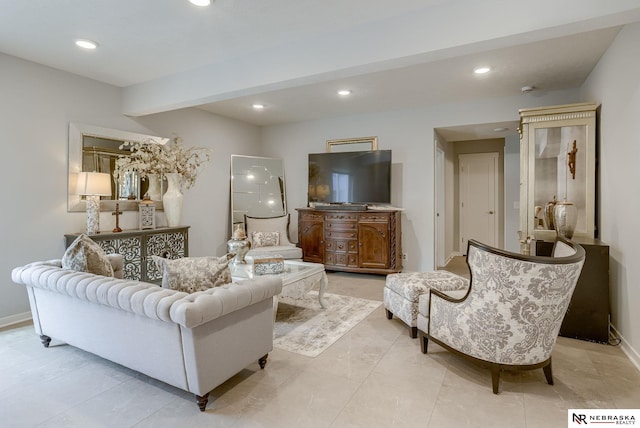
(458, 152), (499, 253)
(435, 147), (446, 267)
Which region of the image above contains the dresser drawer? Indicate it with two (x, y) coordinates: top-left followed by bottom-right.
(325, 221), (357, 232)
(325, 252), (358, 267)
(325, 230), (357, 240)
(325, 213), (358, 221)
(300, 211), (324, 221)
(359, 212), (390, 222)
(325, 239), (357, 253)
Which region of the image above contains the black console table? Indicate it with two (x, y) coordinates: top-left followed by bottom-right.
(537, 237), (610, 343)
(65, 226), (189, 283)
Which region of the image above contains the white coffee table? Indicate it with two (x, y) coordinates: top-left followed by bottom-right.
(230, 259), (327, 309)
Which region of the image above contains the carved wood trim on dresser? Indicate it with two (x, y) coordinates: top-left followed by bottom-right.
(297, 208), (401, 275)
(65, 226), (190, 283)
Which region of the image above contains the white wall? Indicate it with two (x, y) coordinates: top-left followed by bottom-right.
(0, 53), (260, 325)
(504, 133), (521, 252)
(261, 90), (581, 272)
(581, 22), (640, 367)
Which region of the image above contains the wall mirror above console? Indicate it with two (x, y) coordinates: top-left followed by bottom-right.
(230, 155), (286, 234)
(68, 122), (169, 212)
(519, 103), (598, 242)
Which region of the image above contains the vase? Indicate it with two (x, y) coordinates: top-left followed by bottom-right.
(227, 238), (251, 264)
(146, 173), (162, 201)
(554, 201), (577, 239)
(163, 173), (184, 227)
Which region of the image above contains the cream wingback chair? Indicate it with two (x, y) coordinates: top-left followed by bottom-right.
(418, 238), (585, 394)
(245, 214), (303, 260)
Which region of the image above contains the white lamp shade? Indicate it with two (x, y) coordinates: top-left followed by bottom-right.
(76, 172), (112, 196)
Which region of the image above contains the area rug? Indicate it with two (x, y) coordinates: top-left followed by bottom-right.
(274, 291), (381, 357)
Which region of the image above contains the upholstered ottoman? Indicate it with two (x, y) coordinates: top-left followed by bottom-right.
(384, 271), (469, 338)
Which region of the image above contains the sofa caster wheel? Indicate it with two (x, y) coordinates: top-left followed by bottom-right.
(259, 354), (268, 369)
(40, 335), (51, 348)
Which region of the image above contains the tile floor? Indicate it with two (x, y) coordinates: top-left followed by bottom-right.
(2, 271), (639, 427)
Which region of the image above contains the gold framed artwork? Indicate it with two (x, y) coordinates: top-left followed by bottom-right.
(326, 136), (378, 152)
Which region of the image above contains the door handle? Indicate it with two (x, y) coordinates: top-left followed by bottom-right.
(489, 211), (494, 215)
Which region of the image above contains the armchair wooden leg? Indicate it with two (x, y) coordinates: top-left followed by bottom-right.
(385, 309), (393, 320)
(491, 365), (501, 394)
(409, 326), (417, 338)
(419, 332), (429, 354)
(543, 359), (554, 385)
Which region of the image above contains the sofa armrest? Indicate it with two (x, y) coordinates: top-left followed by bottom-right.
(169, 276), (283, 328)
(107, 254), (124, 279)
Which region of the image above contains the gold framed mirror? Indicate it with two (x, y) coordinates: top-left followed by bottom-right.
(326, 136), (378, 152)
(68, 122), (169, 212)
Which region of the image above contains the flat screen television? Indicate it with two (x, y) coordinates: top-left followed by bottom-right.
(308, 150), (391, 205)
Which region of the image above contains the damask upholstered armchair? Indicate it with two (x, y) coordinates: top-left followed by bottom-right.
(418, 238), (585, 394)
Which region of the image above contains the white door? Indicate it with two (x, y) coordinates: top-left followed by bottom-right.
(459, 153), (498, 253)
(435, 147), (446, 267)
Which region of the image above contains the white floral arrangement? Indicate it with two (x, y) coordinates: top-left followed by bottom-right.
(114, 136), (210, 189)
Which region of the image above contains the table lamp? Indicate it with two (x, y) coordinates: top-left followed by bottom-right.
(77, 172), (112, 234)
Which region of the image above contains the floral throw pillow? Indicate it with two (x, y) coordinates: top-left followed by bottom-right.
(152, 254), (234, 293)
(62, 234), (114, 277)
(252, 231), (280, 248)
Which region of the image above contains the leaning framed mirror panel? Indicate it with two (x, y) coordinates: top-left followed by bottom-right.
(230, 155), (287, 234)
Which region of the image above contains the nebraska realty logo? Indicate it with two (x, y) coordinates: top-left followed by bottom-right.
(569, 409), (638, 425)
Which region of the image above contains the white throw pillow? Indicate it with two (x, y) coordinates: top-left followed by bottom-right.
(62, 234), (115, 277)
(152, 254), (234, 293)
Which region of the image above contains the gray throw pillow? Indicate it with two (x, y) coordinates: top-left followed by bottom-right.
(152, 254), (234, 293)
(62, 234), (115, 277)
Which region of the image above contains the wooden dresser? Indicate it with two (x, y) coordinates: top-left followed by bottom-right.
(65, 226), (189, 283)
(297, 208), (401, 274)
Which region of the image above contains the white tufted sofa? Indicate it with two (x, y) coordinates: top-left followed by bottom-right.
(12, 256), (282, 411)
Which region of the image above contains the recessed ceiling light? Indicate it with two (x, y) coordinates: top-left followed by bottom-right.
(75, 39), (98, 50)
(337, 89), (352, 96)
(493, 127), (509, 132)
(473, 66), (491, 75)
(189, 0), (211, 6)
(252, 104), (265, 110)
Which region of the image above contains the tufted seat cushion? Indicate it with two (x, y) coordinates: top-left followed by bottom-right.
(385, 271), (469, 302)
(384, 270), (469, 337)
(246, 245), (303, 260)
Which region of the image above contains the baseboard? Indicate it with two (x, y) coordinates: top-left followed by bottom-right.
(0, 311), (32, 329)
(610, 324), (640, 373)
